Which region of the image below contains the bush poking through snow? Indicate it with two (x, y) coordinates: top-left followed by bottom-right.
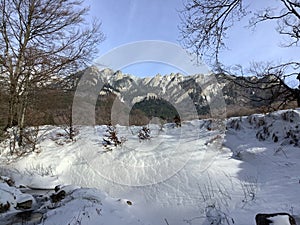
(25, 163), (54, 177)
(205, 204), (234, 225)
(284, 129), (300, 146)
(247, 115), (266, 128)
(138, 126), (151, 141)
(0, 130), (9, 144)
(274, 147), (288, 158)
(200, 119), (213, 130)
(0, 201), (10, 213)
(173, 115), (181, 127)
(102, 125), (126, 151)
(240, 110), (300, 146)
(226, 118), (242, 131)
(8, 126), (41, 156)
(50, 127), (79, 146)
(256, 125), (271, 141)
(198, 175), (234, 225)
(272, 133), (279, 143)
(240, 176), (258, 207)
(281, 110), (299, 123)
(50, 190), (66, 203)
(0, 176), (15, 186)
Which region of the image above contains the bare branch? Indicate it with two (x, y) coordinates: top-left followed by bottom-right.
(179, 0), (247, 63)
(180, 0), (300, 108)
(0, 0), (104, 147)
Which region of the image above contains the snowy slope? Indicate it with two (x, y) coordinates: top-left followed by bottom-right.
(0, 109), (300, 225)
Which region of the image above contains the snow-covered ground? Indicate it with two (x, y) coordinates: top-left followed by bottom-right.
(0, 109), (300, 225)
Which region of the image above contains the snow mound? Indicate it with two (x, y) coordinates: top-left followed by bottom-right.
(42, 187), (144, 225)
(0, 179), (145, 225)
(225, 109), (300, 159)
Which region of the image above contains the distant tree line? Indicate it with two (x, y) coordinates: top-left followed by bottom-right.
(130, 97), (180, 124)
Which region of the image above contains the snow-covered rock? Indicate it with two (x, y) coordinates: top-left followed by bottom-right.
(255, 213), (297, 225)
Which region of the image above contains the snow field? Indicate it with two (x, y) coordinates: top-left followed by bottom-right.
(0, 109), (299, 225)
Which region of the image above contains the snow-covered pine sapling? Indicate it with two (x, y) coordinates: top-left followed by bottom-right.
(138, 126), (151, 141)
(102, 125), (126, 151)
(103, 125), (120, 148)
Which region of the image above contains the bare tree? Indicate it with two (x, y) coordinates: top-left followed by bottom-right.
(250, 62), (300, 108)
(179, 0), (300, 108)
(223, 61), (300, 110)
(53, 89), (77, 141)
(0, 0), (104, 147)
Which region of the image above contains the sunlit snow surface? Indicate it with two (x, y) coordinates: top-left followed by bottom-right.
(0, 109), (300, 225)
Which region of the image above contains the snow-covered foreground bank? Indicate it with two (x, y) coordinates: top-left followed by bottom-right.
(0, 109), (300, 225)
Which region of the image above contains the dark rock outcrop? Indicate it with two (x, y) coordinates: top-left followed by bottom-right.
(16, 200), (33, 210)
(256, 212), (297, 225)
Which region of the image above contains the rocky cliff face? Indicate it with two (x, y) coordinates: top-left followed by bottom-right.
(71, 66), (290, 123)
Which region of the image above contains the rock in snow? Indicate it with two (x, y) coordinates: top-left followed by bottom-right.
(255, 213), (297, 225)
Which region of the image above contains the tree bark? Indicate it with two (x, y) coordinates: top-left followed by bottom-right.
(296, 89), (300, 107)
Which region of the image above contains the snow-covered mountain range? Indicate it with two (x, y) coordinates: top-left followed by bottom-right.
(70, 66), (287, 122)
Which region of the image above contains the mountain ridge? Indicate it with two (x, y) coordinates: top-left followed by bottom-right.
(70, 66), (292, 123)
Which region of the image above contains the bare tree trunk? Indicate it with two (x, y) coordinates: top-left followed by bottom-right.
(8, 90), (18, 127)
(18, 93), (28, 147)
(296, 90), (300, 107)
(69, 106), (74, 141)
(0, 0), (104, 145)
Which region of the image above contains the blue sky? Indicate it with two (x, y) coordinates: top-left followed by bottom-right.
(84, 0), (299, 78)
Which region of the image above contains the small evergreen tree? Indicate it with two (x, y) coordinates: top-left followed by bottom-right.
(102, 125), (126, 151)
(138, 126), (151, 141)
